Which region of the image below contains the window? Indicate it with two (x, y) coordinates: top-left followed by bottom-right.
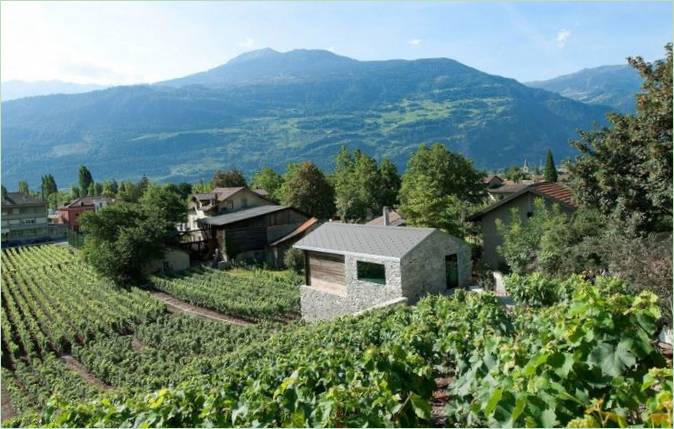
(357, 261), (386, 285)
(21, 218), (36, 224)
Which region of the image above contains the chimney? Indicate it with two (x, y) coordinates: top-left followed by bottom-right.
(383, 206), (390, 226)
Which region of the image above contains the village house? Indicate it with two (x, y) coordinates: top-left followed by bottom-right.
(56, 196), (114, 230)
(482, 175), (504, 189)
(293, 223), (471, 321)
(186, 187), (309, 263)
(468, 182), (577, 270)
(269, 217), (320, 266)
(366, 207), (406, 226)
(1, 192), (51, 246)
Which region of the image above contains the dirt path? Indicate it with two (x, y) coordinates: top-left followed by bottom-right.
(61, 355), (111, 391)
(431, 377), (451, 426)
(151, 292), (251, 326)
(1, 386), (16, 422)
(131, 337), (146, 353)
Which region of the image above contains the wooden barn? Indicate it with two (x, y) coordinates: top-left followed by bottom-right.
(198, 205), (309, 263)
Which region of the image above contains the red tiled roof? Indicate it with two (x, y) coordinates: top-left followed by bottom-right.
(469, 182), (576, 221)
(270, 217), (319, 247)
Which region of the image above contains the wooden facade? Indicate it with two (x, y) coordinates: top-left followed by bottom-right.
(305, 251), (346, 295)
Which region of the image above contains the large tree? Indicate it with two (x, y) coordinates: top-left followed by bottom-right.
(80, 185), (184, 282)
(279, 162), (335, 219)
(333, 147), (382, 222)
(569, 44), (672, 233)
(544, 149), (558, 182)
(399, 144), (486, 237)
(250, 167), (283, 200)
(41, 174), (58, 201)
(78, 165), (93, 196)
(212, 169), (247, 188)
(378, 158), (401, 209)
(17, 181), (30, 195)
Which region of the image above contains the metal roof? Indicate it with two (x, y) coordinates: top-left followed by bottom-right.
(293, 222), (436, 259)
(198, 205), (287, 226)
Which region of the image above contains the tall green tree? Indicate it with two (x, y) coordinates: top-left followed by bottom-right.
(399, 144), (486, 237)
(212, 169), (247, 188)
(79, 165), (93, 196)
(117, 181), (141, 203)
(250, 167), (283, 200)
(40, 174), (58, 201)
(1, 185), (8, 199)
(544, 150), (558, 182)
(333, 147), (382, 222)
(569, 44), (672, 232)
(17, 181), (30, 195)
(87, 182), (96, 197)
(503, 166), (526, 183)
(378, 158), (401, 209)
(279, 162), (335, 219)
(139, 184), (187, 224)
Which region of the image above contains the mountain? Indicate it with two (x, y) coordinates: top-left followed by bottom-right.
(526, 65), (642, 113)
(1, 49), (610, 188)
(1, 80), (108, 101)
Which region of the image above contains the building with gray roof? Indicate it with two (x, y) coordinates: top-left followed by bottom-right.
(293, 223), (471, 321)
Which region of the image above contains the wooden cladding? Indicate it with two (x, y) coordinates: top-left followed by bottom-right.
(306, 251), (346, 295)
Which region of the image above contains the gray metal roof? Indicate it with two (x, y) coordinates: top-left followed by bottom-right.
(198, 205), (287, 226)
(293, 222), (436, 259)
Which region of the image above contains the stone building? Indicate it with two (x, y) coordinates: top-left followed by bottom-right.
(294, 223), (472, 321)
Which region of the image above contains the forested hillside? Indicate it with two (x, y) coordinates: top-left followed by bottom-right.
(1, 49), (608, 188)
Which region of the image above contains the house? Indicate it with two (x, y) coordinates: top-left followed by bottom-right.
(486, 182), (529, 201)
(468, 182), (577, 270)
(269, 217), (320, 266)
(366, 207), (406, 226)
(293, 223), (472, 321)
(185, 187), (276, 240)
(57, 196), (114, 231)
(482, 175), (504, 189)
(197, 204), (309, 263)
(1, 192), (50, 245)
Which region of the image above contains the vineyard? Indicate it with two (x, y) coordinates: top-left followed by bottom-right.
(2, 245), (672, 427)
(149, 267), (301, 321)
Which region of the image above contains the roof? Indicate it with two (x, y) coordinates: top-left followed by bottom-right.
(487, 183), (528, 194)
(366, 209), (406, 226)
(482, 175), (503, 184)
(253, 188), (269, 197)
(2, 192), (44, 206)
(270, 217), (319, 247)
(198, 205), (288, 226)
(62, 196), (113, 209)
(293, 222), (437, 259)
(469, 182), (577, 221)
(194, 187), (276, 207)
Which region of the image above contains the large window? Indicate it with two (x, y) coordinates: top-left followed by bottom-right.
(357, 261), (386, 285)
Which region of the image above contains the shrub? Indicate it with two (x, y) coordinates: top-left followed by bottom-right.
(283, 248), (305, 273)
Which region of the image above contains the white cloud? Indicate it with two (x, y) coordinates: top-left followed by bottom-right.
(238, 37), (255, 48)
(408, 38), (422, 46)
(327, 46), (336, 53)
(556, 29), (571, 48)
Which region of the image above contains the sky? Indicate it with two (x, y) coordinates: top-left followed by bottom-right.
(1, 1), (671, 85)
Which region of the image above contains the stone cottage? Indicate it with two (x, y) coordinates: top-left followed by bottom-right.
(293, 223), (471, 321)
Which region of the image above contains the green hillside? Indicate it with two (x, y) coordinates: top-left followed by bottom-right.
(1, 49), (609, 187)
(527, 64), (642, 113)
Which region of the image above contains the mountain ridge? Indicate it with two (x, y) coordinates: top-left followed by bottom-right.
(2, 49), (610, 188)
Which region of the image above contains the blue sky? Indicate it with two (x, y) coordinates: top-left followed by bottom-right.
(2, 1), (671, 85)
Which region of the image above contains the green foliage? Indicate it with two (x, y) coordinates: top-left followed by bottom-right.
(333, 147), (384, 222)
(139, 184), (187, 224)
(78, 166), (93, 196)
(250, 167), (283, 201)
(212, 169), (247, 188)
(544, 149), (558, 182)
(399, 144), (486, 237)
(279, 161), (335, 219)
(503, 165), (527, 182)
(283, 248), (304, 273)
(17, 180), (29, 194)
(378, 158), (401, 208)
(570, 44), (672, 233)
(40, 174), (58, 201)
(79, 195), (180, 281)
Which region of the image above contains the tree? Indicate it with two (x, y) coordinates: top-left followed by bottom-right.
(569, 44), (672, 233)
(192, 180), (213, 194)
(279, 162), (335, 219)
(94, 182), (103, 196)
(87, 182), (96, 197)
(40, 175), (58, 201)
(399, 144), (486, 237)
(378, 158), (401, 209)
(544, 150), (558, 182)
(333, 147), (382, 222)
(250, 168), (283, 200)
(117, 181), (141, 203)
(79, 166), (93, 196)
(17, 180), (30, 194)
(1, 185), (8, 199)
(503, 166), (526, 183)
(70, 186), (81, 199)
(212, 169), (247, 188)
(102, 180), (117, 197)
(139, 184), (187, 224)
